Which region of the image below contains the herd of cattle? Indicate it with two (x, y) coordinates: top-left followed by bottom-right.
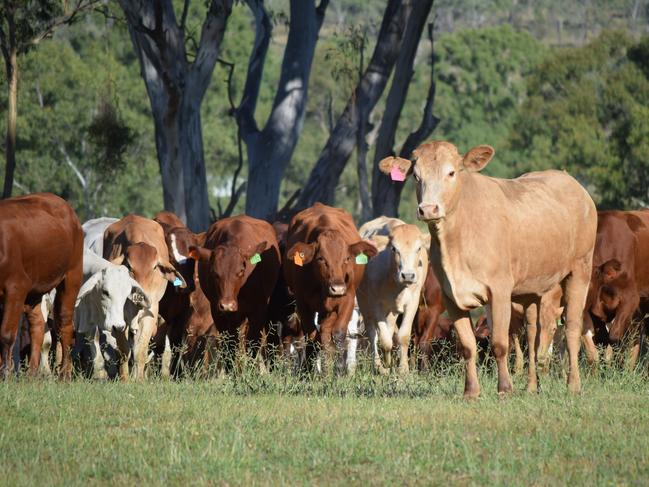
(0, 141), (647, 397)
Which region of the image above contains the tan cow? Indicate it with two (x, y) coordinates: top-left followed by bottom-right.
(380, 141), (597, 397)
(357, 216), (429, 374)
(103, 215), (186, 380)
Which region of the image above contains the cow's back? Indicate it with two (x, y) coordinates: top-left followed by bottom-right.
(0, 193), (82, 296)
(452, 170), (597, 298)
(103, 214), (170, 264)
(288, 203), (361, 248)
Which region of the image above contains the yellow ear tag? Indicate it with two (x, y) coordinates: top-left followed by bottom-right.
(294, 252), (304, 267)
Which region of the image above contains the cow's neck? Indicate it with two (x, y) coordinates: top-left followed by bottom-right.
(426, 174), (485, 309)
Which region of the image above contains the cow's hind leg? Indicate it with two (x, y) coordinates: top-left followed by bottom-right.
(0, 289), (27, 378)
(25, 303), (46, 376)
(524, 302), (539, 393)
(563, 262), (590, 393)
(54, 266), (82, 380)
(490, 292), (514, 394)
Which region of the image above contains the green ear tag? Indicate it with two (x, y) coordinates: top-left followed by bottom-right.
(250, 253), (261, 264)
(355, 252), (368, 265)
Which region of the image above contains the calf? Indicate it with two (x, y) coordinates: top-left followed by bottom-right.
(0, 193), (83, 379)
(189, 215), (281, 368)
(283, 203), (377, 370)
(380, 141), (597, 396)
(103, 215), (186, 380)
(357, 216), (429, 374)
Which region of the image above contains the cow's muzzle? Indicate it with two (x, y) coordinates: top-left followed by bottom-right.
(218, 299), (238, 313)
(328, 283), (347, 297)
(399, 271), (417, 284)
(418, 203), (443, 221)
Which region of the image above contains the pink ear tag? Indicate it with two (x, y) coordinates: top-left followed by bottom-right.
(390, 165), (406, 182)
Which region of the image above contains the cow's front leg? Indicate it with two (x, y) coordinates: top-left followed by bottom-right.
(447, 298), (479, 398)
(397, 305), (417, 374)
(489, 291), (514, 394)
(376, 319), (393, 373)
(581, 313), (599, 369)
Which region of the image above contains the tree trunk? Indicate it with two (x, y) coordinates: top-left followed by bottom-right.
(371, 1), (435, 218)
(238, 0), (328, 221)
(2, 48), (16, 199)
(296, 0), (412, 210)
(119, 0), (232, 231)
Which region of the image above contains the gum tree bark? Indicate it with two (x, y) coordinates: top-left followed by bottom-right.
(296, 0), (412, 210)
(236, 0), (328, 221)
(119, 0), (232, 231)
(371, 6), (439, 218)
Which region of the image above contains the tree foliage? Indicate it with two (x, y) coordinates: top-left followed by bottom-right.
(507, 30), (649, 208)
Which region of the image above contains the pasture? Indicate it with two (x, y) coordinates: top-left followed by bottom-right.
(2, 358), (648, 486)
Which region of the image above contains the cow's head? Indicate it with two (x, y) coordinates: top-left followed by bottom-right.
(373, 224), (430, 286)
(112, 242), (186, 295)
(379, 141), (495, 223)
(76, 265), (150, 331)
(189, 241), (268, 313)
(590, 259), (632, 342)
(287, 230), (377, 298)
(163, 226), (205, 293)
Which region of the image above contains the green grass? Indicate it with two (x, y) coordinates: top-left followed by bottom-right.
(1, 358), (649, 486)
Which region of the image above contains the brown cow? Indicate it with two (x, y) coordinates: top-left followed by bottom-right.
(380, 141), (597, 396)
(0, 193), (83, 379)
(189, 215), (281, 368)
(284, 203), (377, 370)
(154, 211), (214, 377)
(103, 215), (186, 380)
(556, 210), (649, 367)
(411, 262), (446, 369)
(588, 211), (649, 343)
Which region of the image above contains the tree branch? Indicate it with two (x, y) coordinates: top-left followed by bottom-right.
(180, 0), (191, 32)
(399, 21), (440, 158)
(58, 142), (87, 188)
(190, 0), (233, 101)
(30, 0), (102, 46)
(235, 0), (272, 137)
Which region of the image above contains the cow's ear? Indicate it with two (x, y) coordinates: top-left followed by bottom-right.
(349, 240), (379, 260)
(378, 156), (413, 180)
(463, 145), (494, 172)
(157, 262), (187, 288)
(371, 235), (390, 251)
(287, 242), (316, 265)
(188, 245), (211, 262)
(422, 233), (432, 249)
(252, 240), (268, 257)
(600, 259), (622, 282)
(75, 272), (102, 306)
(110, 254), (125, 266)
(128, 278), (150, 308)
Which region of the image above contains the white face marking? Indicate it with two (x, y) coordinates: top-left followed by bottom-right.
(170, 234), (188, 264)
(585, 330), (594, 338)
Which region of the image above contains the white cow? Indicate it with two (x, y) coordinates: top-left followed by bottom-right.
(73, 248), (149, 377)
(83, 217), (118, 256)
(357, 216), (430, 374)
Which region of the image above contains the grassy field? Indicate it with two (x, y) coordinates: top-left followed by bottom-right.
(1, 358), (649, 486)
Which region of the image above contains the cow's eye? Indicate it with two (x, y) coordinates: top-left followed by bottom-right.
(413, 173), (420, 182)
(448, 170), (455, 177)
(391, 245), (396, 253)
(418, 259), (423, 267)
(102, 290), (110, 297)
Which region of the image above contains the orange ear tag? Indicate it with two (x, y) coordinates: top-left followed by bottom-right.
(294, 252), (304, 267)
